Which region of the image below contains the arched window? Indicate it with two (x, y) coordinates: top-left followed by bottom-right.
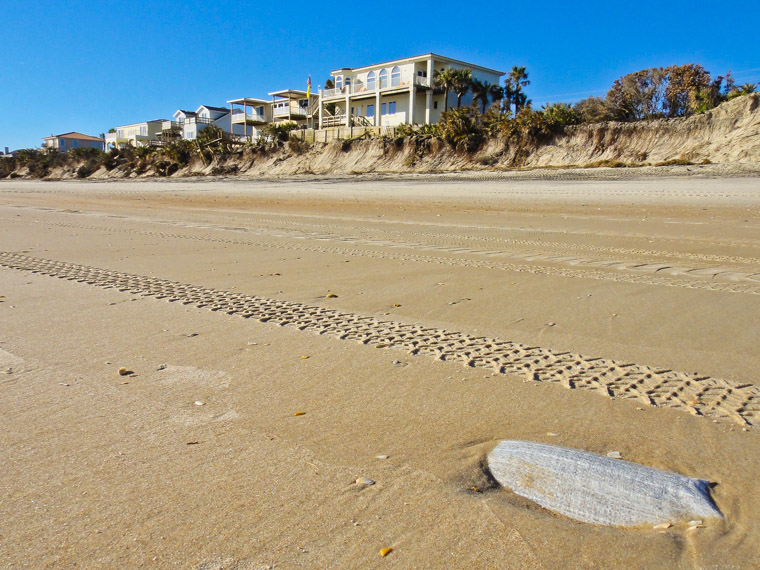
(391, 66), (401, 87)
(379, 69), (388, 89)
(345, 77), (351, 90)
(367, 71), (376, 90)
(335, 75), (342, 89)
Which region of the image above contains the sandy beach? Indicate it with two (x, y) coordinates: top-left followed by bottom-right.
(1, 172), (759, 568)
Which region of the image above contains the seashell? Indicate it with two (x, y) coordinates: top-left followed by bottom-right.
(653, 523), (672, 530)
(356, 477), (375, 486)
(376, 454), (389, 459)
(300, 355), (310, 360)
(379, 547), (393, 557)
(294, 411), (306, 416)
(606, 451), (622, 459)
(488, 441), (722, 527)
(194, 401), (205, 406)
(118, 367), (133, 376)
(325, 293), (338, 298)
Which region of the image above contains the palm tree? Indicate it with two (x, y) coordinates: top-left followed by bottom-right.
(487, 83), (505, 111)
(506, 66), (530, 115)
(471, 79), (490, 113)
(434, 68), (458, 113)
(452, 68), (473, 108)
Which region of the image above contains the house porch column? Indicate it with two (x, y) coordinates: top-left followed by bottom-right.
(409, 83), (416, 124)
(425, 57), (434, 124)
(318, 90), (323, 129)
(375, 90), (380, 127)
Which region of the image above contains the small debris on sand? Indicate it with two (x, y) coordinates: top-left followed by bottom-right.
(356, 477), (375, 486)
(653, 523), (672, 530)
(294, 411), (306, 416)
(194, 401), (205, 406)
(379, 547), (393, 557)
(118, 367), (133, 376)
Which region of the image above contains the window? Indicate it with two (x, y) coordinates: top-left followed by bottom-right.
(140, 126), (147, 136)
(73, 140), (79, 148)
(381, 102), (386, 115)
(388, 101), (396, 114)
(345, 77), (351, 90)
(418, 70), (427, 78)
(391, 66), (401, 87)
(367, 71), (376, 90)
(356, 105), (362, 116)
(379, 69), (388, 89)
(367, 104), (374, 118)
(434, 101), (438, 110)
(335, 75), (342, 89)
(351, 107), (354, 115)
(60, 139), (65, 147)
(257, 106), (264, 115)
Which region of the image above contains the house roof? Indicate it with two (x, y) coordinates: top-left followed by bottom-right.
(42, 131), (102, 142)
(198, 105), (230, 113)
(331, 52), (505, 76)
(112, 120), (166, 128)
(268, 89), (313, 99)
(227, 97), (271, 106)
(176, 109), (197, 117)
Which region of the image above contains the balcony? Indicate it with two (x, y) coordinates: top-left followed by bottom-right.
(322, 73), (431, 99)
(273, 105), (309, 119)
(185, 116), (213, 125)
(231, 111), (267, 125)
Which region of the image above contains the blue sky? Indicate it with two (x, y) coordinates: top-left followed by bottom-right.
(1, 0), (758, 151)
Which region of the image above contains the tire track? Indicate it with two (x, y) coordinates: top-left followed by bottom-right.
(1, 251), (757, 426)
(5, 217), (760, 295)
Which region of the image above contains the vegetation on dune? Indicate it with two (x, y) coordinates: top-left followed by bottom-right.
(2, 62), (756, 180)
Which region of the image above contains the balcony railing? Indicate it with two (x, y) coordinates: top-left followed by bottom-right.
(186, 116), (213, 125)
(231, 112), (267, 124)
(273, 105), (308, 118)
(322, 73), (431, 98)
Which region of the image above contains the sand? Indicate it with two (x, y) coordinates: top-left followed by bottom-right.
(1, 172), (759, 568)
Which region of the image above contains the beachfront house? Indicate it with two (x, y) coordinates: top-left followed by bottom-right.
(105, 120), (165, 149)
(318, 53), (504, 129)
(270, 90), (320, 128)
(42, 132), (105, 152)
(228, 98), (272, 142)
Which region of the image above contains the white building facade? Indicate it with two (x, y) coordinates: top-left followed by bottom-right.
(319, 53), (504, 129)
(105, 120), (164, 149)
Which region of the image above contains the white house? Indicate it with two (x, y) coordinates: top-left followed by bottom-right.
(42, 132), (104, 152)
(319, 53), (504, 129)
(227, 98), (272, 142)
(105, 120), (165, 149)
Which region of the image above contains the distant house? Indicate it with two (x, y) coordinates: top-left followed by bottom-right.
(319, 53), (504, 128)
(42, 132), (104, 152)
(105, 120), (165, 149)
